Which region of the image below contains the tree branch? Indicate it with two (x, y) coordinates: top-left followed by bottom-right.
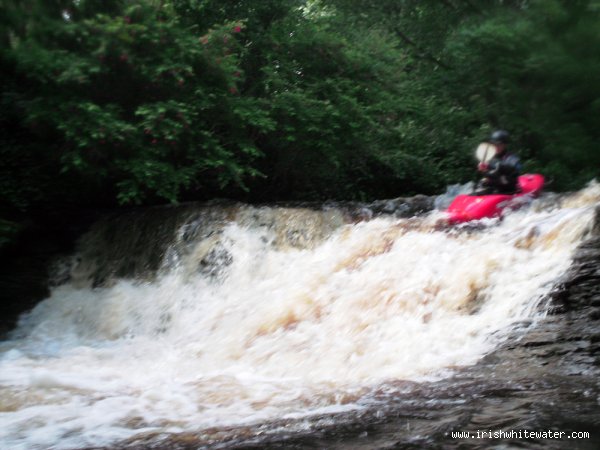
(393, 28), (452, 70)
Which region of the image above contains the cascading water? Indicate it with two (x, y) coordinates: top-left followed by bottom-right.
(1, 183), (599, 450)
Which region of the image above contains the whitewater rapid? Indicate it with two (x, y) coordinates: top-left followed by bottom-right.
(1, 183), (599, 449)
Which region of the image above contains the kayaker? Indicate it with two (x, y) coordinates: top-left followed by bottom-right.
(476, 130), (522, 194)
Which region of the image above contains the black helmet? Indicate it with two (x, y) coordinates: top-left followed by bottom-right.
(489, 130), (509, 144)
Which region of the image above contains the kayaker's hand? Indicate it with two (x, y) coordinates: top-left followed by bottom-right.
(478, 162), (488, 172)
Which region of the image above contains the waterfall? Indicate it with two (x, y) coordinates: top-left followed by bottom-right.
(1, 182), (599, 450)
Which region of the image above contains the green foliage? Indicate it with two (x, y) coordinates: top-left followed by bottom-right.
(2, 0), (266, 208)
(439, 0), (600, 189)
(251, 14), (413, 199)
(326, 0), (600, 191)
(1, 0), (599, 247)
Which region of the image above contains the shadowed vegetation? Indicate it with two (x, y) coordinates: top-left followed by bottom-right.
(1, 0), (599, 246)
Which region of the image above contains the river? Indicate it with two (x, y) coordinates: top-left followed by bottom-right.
(1, 183), (599, 449)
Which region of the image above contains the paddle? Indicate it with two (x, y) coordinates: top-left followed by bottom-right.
(475, 142), (496, 163)
(472, 142), (497, 194)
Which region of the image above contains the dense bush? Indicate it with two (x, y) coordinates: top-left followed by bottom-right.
(1, 0), (599, 246)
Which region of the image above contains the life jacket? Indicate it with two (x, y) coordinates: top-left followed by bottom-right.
(483, 152), (522, 193)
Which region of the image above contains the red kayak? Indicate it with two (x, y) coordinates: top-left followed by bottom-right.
(446, 174), (545, 224)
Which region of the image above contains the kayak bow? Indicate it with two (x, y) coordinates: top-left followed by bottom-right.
(446, 174), (545, 224)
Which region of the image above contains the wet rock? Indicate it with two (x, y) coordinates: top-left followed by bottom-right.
(366, 195), (435, 218)
(197, 242), (233, 280)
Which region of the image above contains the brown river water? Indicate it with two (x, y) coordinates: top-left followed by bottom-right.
(1, 183), (599, 449)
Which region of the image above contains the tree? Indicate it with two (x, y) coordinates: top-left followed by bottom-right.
(2, 0), (599, 248)
(324, 0), (600, 190)
(1, 0), (271, 210)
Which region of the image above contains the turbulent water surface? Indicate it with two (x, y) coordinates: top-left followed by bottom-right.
(1, 183), (600, 449)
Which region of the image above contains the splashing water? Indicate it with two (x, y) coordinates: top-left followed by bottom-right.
(1, 183), (599, 450)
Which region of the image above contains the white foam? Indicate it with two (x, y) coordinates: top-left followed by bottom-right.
(1, 184), (598, 449)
